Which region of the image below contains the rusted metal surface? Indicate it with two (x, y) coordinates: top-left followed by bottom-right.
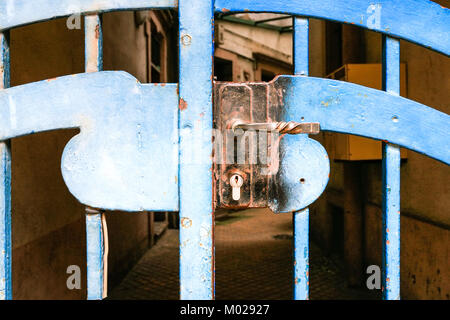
(213, 80), (328, 212)
(213, 81), (278, 209)
(382, 36), (401, 300)
(232, 120), (320, 135)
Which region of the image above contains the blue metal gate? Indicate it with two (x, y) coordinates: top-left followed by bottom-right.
(0, 0), (448, 300)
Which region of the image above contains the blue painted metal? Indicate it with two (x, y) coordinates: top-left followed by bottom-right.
(270, 134), (329, 214)
(85, 14), (104, 301)
(0, 31), (11, 301)
(86, 210), (104, 300)
(293, 209), (309, 299)
(0, 0), (446, 303)
(293, 17), (308, 77)
(215, 0), (450, 56)
(179, 0), (215, 300)
(0, 0), (177, 31)
(291, 17), (311, 300)
(85, 14), (103, 73)
(278, 76), (450, 165)
(382, 36), (401, 300)
(0, 72), (180, 212)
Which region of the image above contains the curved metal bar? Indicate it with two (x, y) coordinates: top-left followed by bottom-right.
(275, 75), (450, 165)
(215, 0), (450, 56)
(0, 71), (179, 212)
(0, 0), (177, 31)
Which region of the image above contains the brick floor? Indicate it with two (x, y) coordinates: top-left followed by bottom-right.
(109, 208), (380, 300)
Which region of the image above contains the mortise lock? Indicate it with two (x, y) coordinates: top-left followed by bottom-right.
(229, 174), (244, 201)
(213, 79), (328, 212)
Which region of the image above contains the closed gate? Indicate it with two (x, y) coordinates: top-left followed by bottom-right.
(0, 0), (448, 300)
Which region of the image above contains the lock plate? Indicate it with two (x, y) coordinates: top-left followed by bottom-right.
(213, 79), (311, 210)
(213, 78), (328, 212)
(213, 81), (278, 209)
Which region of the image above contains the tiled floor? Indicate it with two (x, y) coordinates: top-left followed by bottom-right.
(109, 208), (379, 300)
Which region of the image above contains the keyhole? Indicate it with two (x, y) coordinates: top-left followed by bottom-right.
(230, 174), (244, 201)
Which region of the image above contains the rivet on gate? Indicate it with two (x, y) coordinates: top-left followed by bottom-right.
(181, 34), (192, 46)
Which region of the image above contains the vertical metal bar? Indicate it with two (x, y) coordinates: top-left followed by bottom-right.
(85, 14), (103, 73)
(85, 14), (105, 300)
(85, 208), (104, 300)
(0, 31), (12, 300)
(178, 0), (215, 299)
(382, 35), (401, 300)
(292, 17), (309, 300)
(293, 208), (309, 300)
(293, 18), (309, 76)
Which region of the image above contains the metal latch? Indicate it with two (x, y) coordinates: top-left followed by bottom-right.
(231, 120), (320, 135)
(213, 81), (320, 210)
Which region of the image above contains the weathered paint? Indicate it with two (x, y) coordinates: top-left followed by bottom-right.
(0, 0), (447, 302)
(293, 208), (309, 300)
(179, 0), (215, 299)
(86, 209), (104, 300)
(85, 14), (104, 301)
(382, 36), (401, 300)
(292, 17), (311, 300)
(0, 72), (179, 212)
(279, 76), (450, 165)
(213, 81), (328, 213)
(85, 14), (102, 73)
(270, 132), (329, 214)
(0, 0), (177, 31)
(276, 17), (329, 215)
(215, 0), (450, 56)
(293, 18), (308, 76)
(0, 31), (11, 300)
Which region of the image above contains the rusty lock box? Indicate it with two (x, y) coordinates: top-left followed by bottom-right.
(212, 80), (319, 210)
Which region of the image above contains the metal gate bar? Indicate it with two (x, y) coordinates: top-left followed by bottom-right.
(85, 14), (106, 300)
(86, 208), (105, 300)
(292, 17), (310, 300)
(0, 30), (11, 300)
(0, 0), (178, 32)
(382, 36), (401, 300)
(178, 0), (215, 299)
(0, 0), (446, 301)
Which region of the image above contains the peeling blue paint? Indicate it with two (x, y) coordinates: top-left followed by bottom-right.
(0, 0), (177, 31)
(279, 76), (450, 165)
(291, 17), (311, 301)
(215, 0), (450, 56)
(382, 36), (401, 300)
(0, 0), (448, 302)
(179, 0), (215, 300)
(0, 31), (11, 301)
(0, 72), (179, 212)
(293, 209), (309, 300)
(86, 211), (104, 300)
